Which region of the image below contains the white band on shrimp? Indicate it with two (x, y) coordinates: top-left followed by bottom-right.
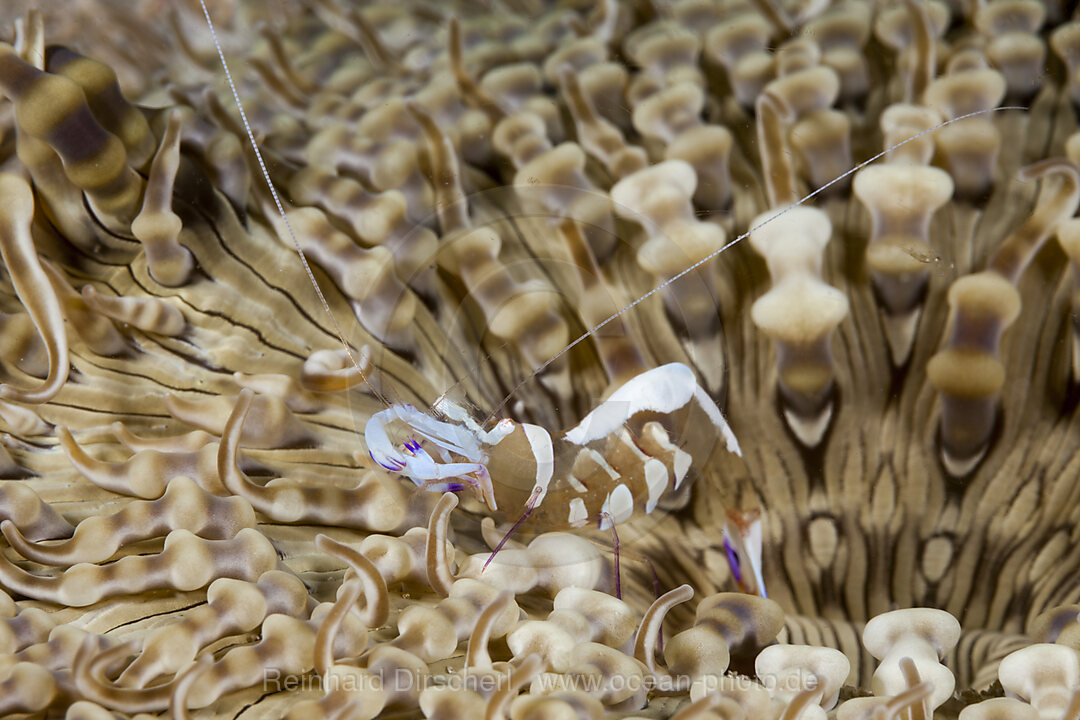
(517, 423), (554, 507)
(564, 363), (741, 456)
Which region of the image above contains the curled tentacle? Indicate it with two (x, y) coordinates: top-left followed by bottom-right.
(0, 174), (69, 404)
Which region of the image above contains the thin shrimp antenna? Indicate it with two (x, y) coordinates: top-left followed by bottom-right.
(607, 515), (621, 599)
(197, 0), (389, 408)
(482, 486), (541, 571)
(486, 105), (1027, 421)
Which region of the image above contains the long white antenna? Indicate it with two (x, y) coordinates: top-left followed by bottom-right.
(197, 0), (387, 406)
(486, 104), (1025, 419)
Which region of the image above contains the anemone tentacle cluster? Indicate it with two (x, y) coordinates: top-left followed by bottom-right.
(0, 0), (1079, 717)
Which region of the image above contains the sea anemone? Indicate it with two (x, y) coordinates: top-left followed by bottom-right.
(0, 0), (1079, 718)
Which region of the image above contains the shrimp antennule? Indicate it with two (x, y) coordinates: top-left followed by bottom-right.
(482, 485), (544, 572)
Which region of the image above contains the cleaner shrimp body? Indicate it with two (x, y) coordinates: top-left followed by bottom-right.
(364, 361), (760, 596)
(365, 362), (741, 530)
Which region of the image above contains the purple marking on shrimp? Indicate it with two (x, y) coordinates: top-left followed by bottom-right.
(404, 439), (422, 454)
(371, 451), (404, 471)
(723, 535), (742, 585)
